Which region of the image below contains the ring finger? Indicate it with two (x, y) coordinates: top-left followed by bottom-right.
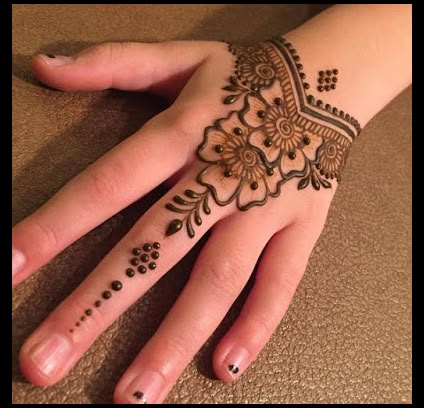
(113, 204), (286, 404)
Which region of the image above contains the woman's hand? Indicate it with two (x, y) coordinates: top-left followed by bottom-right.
(16, 0), (417, 396)
(13, 38), (344, 403)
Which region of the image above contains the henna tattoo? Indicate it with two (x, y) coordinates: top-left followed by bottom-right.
(165, 37), (361, 238)
(165, 189), (211, 238)
(68, 242), (161, 332)
(229, 364), (239, 374)
(102, 290), (112, 300)
(133, 391), (147, 403)
(317, 69), (338, 92)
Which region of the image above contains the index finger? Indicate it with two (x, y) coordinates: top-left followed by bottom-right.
(12, 114), (188, 287)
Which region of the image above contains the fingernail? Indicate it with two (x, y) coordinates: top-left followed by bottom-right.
(40, 54), (73, 66)
(124, 371), (164, 404)
(12, 247), (25, 279)
(223, 346), (250, 378)
(29, 334), (72, 377)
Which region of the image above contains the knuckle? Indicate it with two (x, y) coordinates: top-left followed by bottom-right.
(85, 162), (124, 206)
(244, 313), (277, 339)
(199, 257), (248, 300)
(32, 219), (59, 252)
(273, 269), (303, 298)
(295, 215), (326, 245)
(153, 107), (199, 157)
(302, 196), (331, 229)
(165, 104), (210, 138)
(164, 106), (197, 137)
(79, 42), (127, 87)
(87, 42), (125, 62)
(167, 332), (194, 361)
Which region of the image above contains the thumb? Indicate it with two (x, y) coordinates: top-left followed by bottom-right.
(31, 41), (215, 99)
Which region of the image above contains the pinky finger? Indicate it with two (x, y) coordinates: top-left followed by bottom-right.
(212, 221), (323, 382)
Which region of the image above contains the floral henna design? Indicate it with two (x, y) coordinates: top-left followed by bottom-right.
(68, 242), (161, 332)
(165, 36), (361, 238)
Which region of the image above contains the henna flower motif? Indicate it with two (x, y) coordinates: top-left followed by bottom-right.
(244, 80), (323, 177)
(197, 111), (282, 210)
(237, 56), (276, 88)
(230, 44), (276, 88)
(318, 136), (351, 179)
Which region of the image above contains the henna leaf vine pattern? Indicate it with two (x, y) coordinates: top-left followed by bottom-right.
(165, 36), (361, 238)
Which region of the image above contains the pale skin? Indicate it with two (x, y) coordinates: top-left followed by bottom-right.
(12, 4), (411, 404)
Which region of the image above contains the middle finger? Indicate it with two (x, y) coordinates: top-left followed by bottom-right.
(114, 206), (280, 404)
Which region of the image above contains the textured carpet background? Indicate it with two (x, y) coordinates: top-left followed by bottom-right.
(12, 4), (411, 404)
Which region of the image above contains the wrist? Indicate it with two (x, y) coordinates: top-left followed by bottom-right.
(283, 4), (411, 128)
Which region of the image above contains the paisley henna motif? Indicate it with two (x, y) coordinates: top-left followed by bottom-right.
(165, 37), (361, 238)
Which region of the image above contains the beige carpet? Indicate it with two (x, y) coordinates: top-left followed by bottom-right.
(12, 4), (411, 404)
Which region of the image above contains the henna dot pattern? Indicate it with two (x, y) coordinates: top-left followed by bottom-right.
(69, 243), (162, 332)
(229, 364), (240, 374)
(133, 391), (147, 403)
(132, 248), (141, 256)
(317, 68), (339, 92)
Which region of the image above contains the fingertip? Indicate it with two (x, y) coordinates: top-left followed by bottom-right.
(34, 53), (74, 67)
(212, 342), (244, 383)
(19, 329), (75, 388)
(19, 341), (56, 387)
(31, 54), (78, 91)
